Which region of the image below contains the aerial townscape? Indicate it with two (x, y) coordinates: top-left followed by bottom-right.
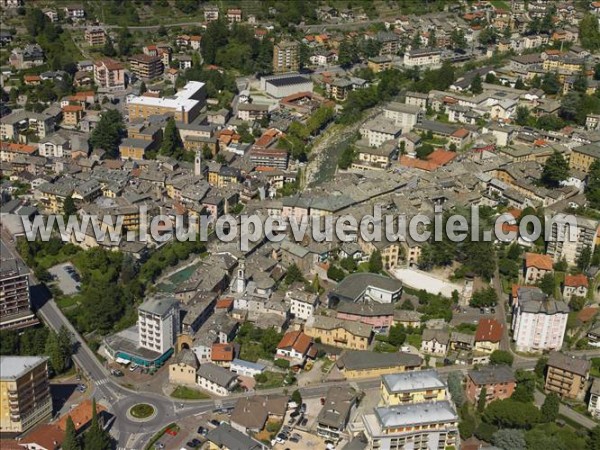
(2, 0), (600, 450)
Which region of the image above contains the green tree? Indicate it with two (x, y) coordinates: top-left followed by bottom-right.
(541, 72), (560, 95)
(478, 387), (487, 413)
(90, 109), (125, 158)
(478, 27), (497, 45)
(63, 195), (77, 218)
(388, 325), (407, 347)
(540, 393), (560, 422)
(291, 389), (302, 404)
(586, 160), (600, 209)
(459, 413), (476, 439)
(327, 265), (346, 282)
(447, 372), (465, 406)
(285, 264), (304, 284)
(159, 117), (184, 159)
(515, 106), (530, 126)
(490, 351), (513, 367)
(368, 251), (383, 273)
(416, 143), (434, 160)
(469, 287), (498, 308)
(338, 40), (358, 68)
(589, 425), (600, 450)
(471, 73), (483, 94)
(515, 77), (525, 90)
(45, 326), (72, 374)
(538, 273), (555, 296)
(475, 422), (498, 442)
(102, 38), (116, 56)
(175, 0), (199, 13)
(340, 257), (357, 272)
(62, 416), (81, 450)
(535, 356), (548, 378)
(577, 246), (592, 271)
(511, 370), (536, 403)
(451, 29), (467, 49)
(541, 151), (569, 188)
(84, 398), (112, 450)
(492, 429), (526, 450)
(139, 81), (147, 94)
(483, 399), (540, 428)
(570, 295), (586, 312)
(579, 13), (600, 51)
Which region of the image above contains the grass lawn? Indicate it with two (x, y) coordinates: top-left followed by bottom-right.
(129, 403), (154, 419)
(239, 342), (265, 363)
(55, 295), (81, 310)
(490, 0), (510, 9)
(144, 423), (179, 450)
(406, 334), (422, 348)
(321, 358), (334, 374)
(256, 371), (286, 390)
(170, 385), (210, 400)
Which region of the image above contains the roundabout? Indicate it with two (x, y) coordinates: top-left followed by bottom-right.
(126, 403), (157, 422)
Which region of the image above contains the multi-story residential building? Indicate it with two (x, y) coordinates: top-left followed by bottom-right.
(1, 0), (24, 8)
(336, 302), (394, 334)
(545, 351), (590, 400)
(474, 318), (503, 354)
(63, 4), (85, 19)
(0, 110), (54, 142)
(512, 287), (569, 353)
(524, 252), (553, 283)
(354, 140), (398, 170)
(382, 102), (422, 134)
(287, 290), (318, 320)
(196, 363), (238, 396)
(0, 142), (38, 163)
(126, 81), (206, 124)
(0, 247), (37, 330)
(62, 105), (84, 127)
(562, 274), (589, 301)
(119, 138), (155, 161)
(362, 401), (459, 450)
(380, 370), (447, 406)
(316, 387), (358, 442)
(589, 377), (600, 418)
(421, 329), (449, 356)
(227, 7), (242, 22)
(360, 116), (403, 148)
(138, 296), (180, 355)
(304, 315), (372, 350)
(93, 58), (126, 91)
(273, 40), (300, 73)
(37, 134), (69, 158)
(84, 27), (106, 46)
(404, 91), (428, 110)
(466, 365), (516, 405)
(0, 356), (52, 433)
(129, 54), (163, 81)
(204, 5), (219, 22)
(403, 48), (442, 68)
(546, 215), (598, 266)
(570, 143), (600, 173)
(237, 103), (269, 122)
(367, 55), (393, 73)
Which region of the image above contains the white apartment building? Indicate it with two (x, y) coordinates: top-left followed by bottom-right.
(403, 48), (442, 68)
(382, 102), (422, 134)
(38, 134), (69, 158)
(287, 290), (318, 320)
(546, 215), (599, 265)
(360, 115), (403, 148)
(511, 287), (568, 353)
(589, 378), (600, 418)
(362, 401), (459, 450)
(138, 296), (180, 355)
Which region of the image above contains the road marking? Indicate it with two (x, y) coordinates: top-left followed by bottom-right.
(95, 378), (109, 386)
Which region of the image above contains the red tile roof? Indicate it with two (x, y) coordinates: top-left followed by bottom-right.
(451, 128), (470, 139)
(212, 343), (235, 361)
(578, 307), (598, 323)
(525, 252), (553, 271)
(95, 58), (124, 70)
(277, 331), (312, 354)
(1, 142), (37, 154)
(564, 274), (588, 288)
(475, 318), (503, 343)
(216, 298), (234, 309)
(400, 149), (457, 172)
(63, 105), (84, 112)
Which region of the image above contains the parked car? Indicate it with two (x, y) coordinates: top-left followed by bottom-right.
(186, 438), (201, 448)
(276, 433), (287, 444)
(111, 369), (124, 377)
(300, 403), (307, 413)
(320, 397), (325, 405)
(301, 418), (308, 426)
(129, 364), (138, 372)
(209, 419), (221, 427)
(289, 437), (299, 443)
(197, 426), (207, 435)
(290, 410), (300, 418)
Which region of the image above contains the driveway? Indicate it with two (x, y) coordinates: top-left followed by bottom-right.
(49, 263), (81, 295)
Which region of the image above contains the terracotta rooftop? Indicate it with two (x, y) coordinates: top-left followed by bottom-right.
(216, 298), (234, 309)
(475, 318), (503, 343)
(63, 105), (84, 112)
(399, 149), (457, 172)
(1, 142), (37, 154)
(95, 58), (123, 70)
(525, 252), (553, 271)
(277, 331), (312, 355)
(211, 343), (235, 361)
(577, 307), (598, 323)
(564, 274), (588, 288)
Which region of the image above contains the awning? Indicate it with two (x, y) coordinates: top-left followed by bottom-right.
(115, 357), (130, 365)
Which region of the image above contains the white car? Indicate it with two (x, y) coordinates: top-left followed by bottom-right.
(129, 364), (138, 372)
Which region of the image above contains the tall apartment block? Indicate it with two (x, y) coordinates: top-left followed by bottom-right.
(138, 296), (180, 355)
(273, 40), (300, 74)
(0, 244), (37, 330)
(0, 356), (52, 433)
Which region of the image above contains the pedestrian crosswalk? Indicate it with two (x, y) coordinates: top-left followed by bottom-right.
(95, 378), (109, 386)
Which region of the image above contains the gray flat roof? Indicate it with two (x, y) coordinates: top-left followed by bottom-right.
(375, 400), (457, 428)
(138, 296), (178, 316)
(468, 365), (515, 385)
(332, 273), (402, 302)
(382, 370), (446, 393)
(0, 356), (47, 380)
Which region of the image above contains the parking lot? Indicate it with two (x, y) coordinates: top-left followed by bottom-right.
(273, 396), (333, 449)
(49, 262), (81, 295)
